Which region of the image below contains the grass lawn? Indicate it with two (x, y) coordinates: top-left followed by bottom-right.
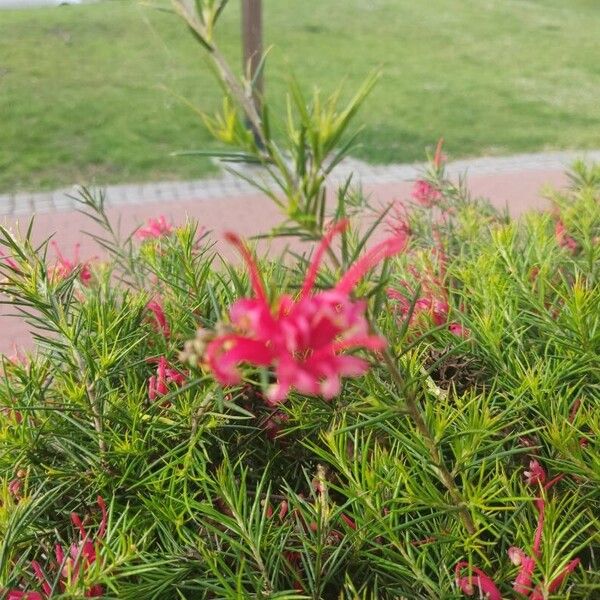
(0, 0), (599, 193)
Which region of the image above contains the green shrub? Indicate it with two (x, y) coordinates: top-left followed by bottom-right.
(1, 2), (599, 598)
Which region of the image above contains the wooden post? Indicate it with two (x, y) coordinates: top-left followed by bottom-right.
(241, 0), (263, 112)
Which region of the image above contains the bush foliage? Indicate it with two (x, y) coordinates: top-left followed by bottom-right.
(1, 2), (599, 598)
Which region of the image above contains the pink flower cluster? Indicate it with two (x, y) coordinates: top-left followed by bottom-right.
(204, 221), (407, 404)
(135, 216), (173, 241)
(411, 180), (442, 208)
(48, 242), (92, 285)
(455, 461), (580, 600)
(6, 497), (107, 599)
(554, 219), (578, 253)
(387, 244), (469, 339)
(148, 357), (186, 402)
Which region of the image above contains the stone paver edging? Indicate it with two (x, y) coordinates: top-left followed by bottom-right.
(2, 150), (599, 217)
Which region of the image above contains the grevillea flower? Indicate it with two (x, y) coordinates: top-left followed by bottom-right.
(411, 180), (442, 208)
(136, 216), (174, 240)
(6, 497), (106, 598)
(0, 250), (20, 272)
(386, 204), (412, 239)
(148, 357), (186, 401)
(387, 288), (449, 327)
(449, 322), (470, 338)
(508, 546), (536, 595)
(530, 559), (581, 600)
(554, 220), (577, 253)
(524, 459), (547, 487)
(146, 298), (170, 338)
(454, 562), (502, 600)
(456, 461), (580, 600)
(49, 242), (92, 285)
(203, 221), (407, 404)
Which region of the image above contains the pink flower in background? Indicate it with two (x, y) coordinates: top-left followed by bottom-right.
(524, 459), (546, 487)
(6, 497), (107, 598)
(530, 559), (581, 600)
(204, 221), (407, 404)
(508, 546), (536, 595)
(146, 298), (170, 338)
(449, 322), (470, 338)
(49, 242), (92, 285)
(386, 204), (412, 239)
(387, 286), (449, 329)
(0, 250), (21, 272)
(456, 461), (580, 600)
(411, 180), (442, 208)
(148, 357), (186, 401)
(136, 216), (174, 240)
(7, 591), (45, 599)
(454, 563), (502, 600)
(554, 220), (577, 253)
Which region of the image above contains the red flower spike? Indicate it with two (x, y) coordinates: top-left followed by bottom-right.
(449, 322), (470, 338)
(336, 235), (408, 295)
(146, 299), (170, 339)
(508, 547), (535, 596)
(29, 561), (52, 597)
(433, 137), (445, 169)
(554, 220), (577, 253)
(224, 232), (268, 303)
(0, 250), (21, 272)
(6, 499), (106, 598)
(411, 180), (442, 208)
(454, 562), (502, 600)
(136, 216), (174, 240)
(530, 558), (581, 600)
(524, 460), (547, 487)
(340, 513), (357, 530)
(7, 592), (45, 600)
(301, 219), (349, 298)
(148, 357), (185, 402)
(49, 242), (92, 285)
(278, 500), (289, 521)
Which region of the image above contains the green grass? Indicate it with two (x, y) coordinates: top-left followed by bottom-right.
(0, 0), (599, 192)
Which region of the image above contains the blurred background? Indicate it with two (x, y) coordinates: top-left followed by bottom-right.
(0, 0), (599, 194)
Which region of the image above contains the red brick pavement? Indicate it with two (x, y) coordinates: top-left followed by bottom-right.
(0, 168), (567, 355)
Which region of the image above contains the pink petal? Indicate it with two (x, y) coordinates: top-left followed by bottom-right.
(205, 335), (273, 385)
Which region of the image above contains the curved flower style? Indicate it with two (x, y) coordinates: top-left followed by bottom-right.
(204, 221), (407, 403)
(455, 562), (502, 600)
